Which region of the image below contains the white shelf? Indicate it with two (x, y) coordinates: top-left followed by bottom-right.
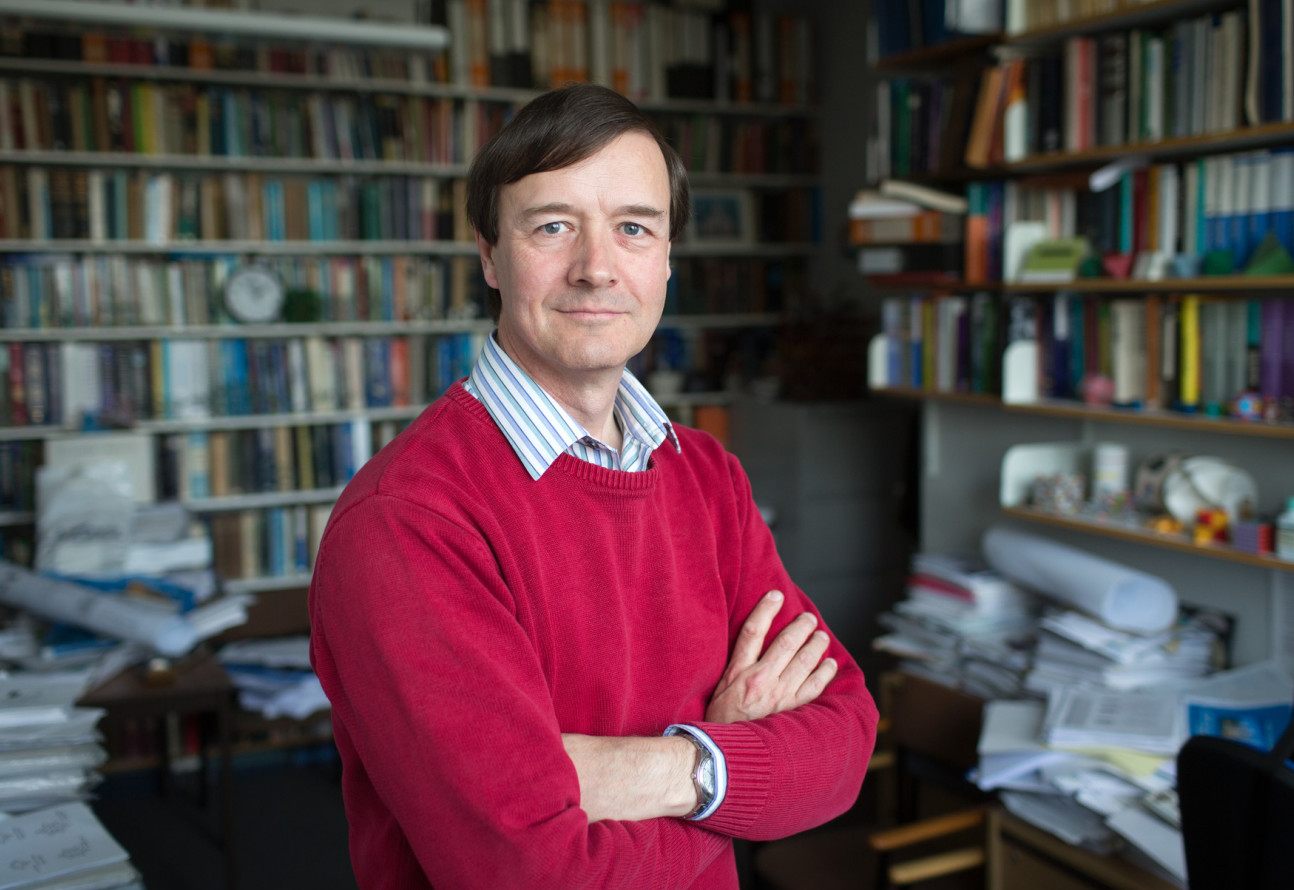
(0, 425), (63, 442)
(183, 487), (345, 513)
(0, 511), (34, 528)
(224, 574), (314, 595)
(0, 58), (813, 118)
(0, 0), (451, 50)
(0, 150), (470, 177)
(0, 316), (784, 342)
(136, 405), (425, 434)
(1, 319), (492, 342)
(0, 239), (480, 256)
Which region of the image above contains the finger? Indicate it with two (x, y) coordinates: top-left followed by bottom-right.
(758, 611), (819, 676)
(729, 590), (785, 671)
(777, 629), (832, 689)
(793, 656), (838, 708)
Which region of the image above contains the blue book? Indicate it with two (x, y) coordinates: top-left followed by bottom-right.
(266, 508), (286, 576)
(364, 338), (391, 407)
(1228, 153), (1250, 268)
(1271, 149), (1294, 253)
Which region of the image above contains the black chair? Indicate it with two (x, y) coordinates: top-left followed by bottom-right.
(1178, 706), (1294, 889)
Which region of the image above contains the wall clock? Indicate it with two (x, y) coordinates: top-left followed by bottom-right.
(224, 264), (285, 324)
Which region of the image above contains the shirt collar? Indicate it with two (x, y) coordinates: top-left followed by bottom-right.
(466, 332), (680, 480)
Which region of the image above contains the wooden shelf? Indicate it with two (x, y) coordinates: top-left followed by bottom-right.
(873, 34), (1000, 71)
(862, 275), (1294, 294)
(1003, 399), (1294, 438)
(872, 386), (1002, 406)
(1004, 120), (1294, 173)
(873, 389), (1294, 438)
(1002, 505), (1294, 573)
(1002, 276), (1294, 293)
(1005, 0), (1239, 46)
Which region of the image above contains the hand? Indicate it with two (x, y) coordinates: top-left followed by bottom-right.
(705, 590), (838, 724)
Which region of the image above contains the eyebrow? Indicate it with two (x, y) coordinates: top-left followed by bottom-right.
(517, 202), (667, 221)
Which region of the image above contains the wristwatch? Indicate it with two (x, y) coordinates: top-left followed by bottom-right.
(668, 728), (717, 819)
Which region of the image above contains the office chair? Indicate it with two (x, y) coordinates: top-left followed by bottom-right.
(1178, 707), (1294, 889)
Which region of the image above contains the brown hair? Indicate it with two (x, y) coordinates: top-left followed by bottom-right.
(465, 83), (690, 321)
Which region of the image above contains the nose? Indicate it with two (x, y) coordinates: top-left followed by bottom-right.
(569, 228), (617, 288)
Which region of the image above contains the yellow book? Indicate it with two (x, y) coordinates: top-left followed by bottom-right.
(195, 93), (210, 157)
(1179, 294), (1200, 410)
(294, 425), (315, 491)
(921, 297), (936, 392)
(149, 340), (165, 419)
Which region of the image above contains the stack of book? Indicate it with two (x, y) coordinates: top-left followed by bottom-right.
(849, 180), (966, 285)
(874, 552), (1039, 699)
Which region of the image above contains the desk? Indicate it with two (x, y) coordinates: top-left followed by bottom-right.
(882, 670), (1179, 890)
(79, 653), (236, 890)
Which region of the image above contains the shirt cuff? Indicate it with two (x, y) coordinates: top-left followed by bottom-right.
(663, 724), (728, 821)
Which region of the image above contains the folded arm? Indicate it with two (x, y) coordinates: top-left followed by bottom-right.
(310, 496), (728, 889)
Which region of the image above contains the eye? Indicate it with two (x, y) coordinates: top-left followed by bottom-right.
(539, 222), (564, 235)
(621, 222), (644, 236)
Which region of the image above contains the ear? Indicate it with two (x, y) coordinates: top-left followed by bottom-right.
(665, 240), (672, 281)
(476, 231), (500, 290)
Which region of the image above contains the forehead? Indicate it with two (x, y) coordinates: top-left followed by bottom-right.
(500, 131), (669, 208)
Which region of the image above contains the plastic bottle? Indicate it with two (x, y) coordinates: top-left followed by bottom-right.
(1278, 497), (1294, 560)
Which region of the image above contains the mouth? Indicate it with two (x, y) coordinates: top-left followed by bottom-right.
(558, 307), (626, 320)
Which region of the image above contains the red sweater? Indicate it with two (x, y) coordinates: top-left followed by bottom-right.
(309, 384), (878, 889)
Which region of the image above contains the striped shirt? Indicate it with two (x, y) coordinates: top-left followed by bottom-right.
(462, 331), (681, 481)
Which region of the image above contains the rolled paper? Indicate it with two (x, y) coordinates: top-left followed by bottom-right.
(982, 525), (1178, 635)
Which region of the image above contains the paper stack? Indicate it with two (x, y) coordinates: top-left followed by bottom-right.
(0, 673), (106, 815)
(1026, 608), (1227, 695)
(0, 802), (140, 890)
(218, 637), (329, 721)
(874, 552), (1039, 698)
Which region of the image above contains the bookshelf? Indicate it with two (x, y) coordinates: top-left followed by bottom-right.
(861, 0), (1294, 672)
(0, 0), (821, 590)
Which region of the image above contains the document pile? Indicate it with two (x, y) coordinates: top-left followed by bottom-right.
(874, 552), (1039, 698)
(218, 637), (328, 721)
(0, 670), (140, 886)
(975, 658), (1294, 885)
(0, 802), (139, 890)
(1026, 608), (1228, 695)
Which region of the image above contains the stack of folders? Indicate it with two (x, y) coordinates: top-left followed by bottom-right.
(0, 673), (141, 889)
(873, 552), (1039, 699)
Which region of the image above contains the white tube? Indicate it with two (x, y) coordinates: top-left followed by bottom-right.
(981, 526), (1178, 635)
(0, 561), (198, 657)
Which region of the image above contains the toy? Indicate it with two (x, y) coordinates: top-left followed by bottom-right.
(1193, 508), (1230, 545)
(1229, 390), (1265, 421)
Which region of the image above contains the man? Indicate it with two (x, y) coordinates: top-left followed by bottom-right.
(309, 83), (878, 889)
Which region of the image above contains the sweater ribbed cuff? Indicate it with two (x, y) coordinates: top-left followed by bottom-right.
(686, 721), (772, 836)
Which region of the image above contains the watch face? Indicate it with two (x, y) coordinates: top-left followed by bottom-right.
(697, 750), (716, 798)
(225, 266), (284, 324)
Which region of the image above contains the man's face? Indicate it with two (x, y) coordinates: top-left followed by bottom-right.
(478, 131), (673, 394)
